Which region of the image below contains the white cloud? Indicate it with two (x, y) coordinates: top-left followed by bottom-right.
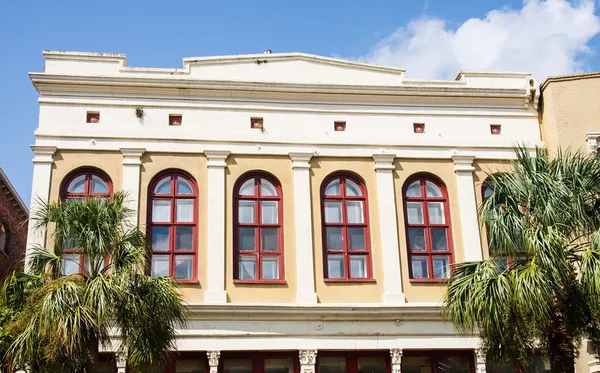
(359, 0), (600, 81)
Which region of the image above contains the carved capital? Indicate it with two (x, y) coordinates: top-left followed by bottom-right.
(299, 350), (317, 366)
(207, 351), (221, 367)
(390, 348), (403, 365)
(475, 349), (486, 373)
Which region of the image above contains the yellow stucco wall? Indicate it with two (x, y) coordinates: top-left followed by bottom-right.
(541, 76), (600, 154)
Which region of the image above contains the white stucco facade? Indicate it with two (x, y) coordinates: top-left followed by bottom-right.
(27, 50), (552, 373)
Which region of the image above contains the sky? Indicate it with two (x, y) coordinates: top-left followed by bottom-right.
(1, 0), (600, 206)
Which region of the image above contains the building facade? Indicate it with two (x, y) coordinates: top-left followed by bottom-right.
(0, 168), (28, 280)
(26, 50), (552, 372)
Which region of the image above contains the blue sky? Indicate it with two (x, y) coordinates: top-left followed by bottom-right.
(1, 0), (599, 204)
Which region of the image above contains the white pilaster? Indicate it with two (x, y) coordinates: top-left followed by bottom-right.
(207, 351), (220, 373)
(586, 134), (599, 155)
(116, 356), (126, 373)
(25, 146), (56, 272)
(290, 153), (317, 304)
(204, 151), (230, 304)
(589, 355), (600, 373)
(475, 349), (486, 373)
(373, 154), (404, 304)
(390, 348), (402, 373)
(120, 148), (145, 228)
(299, 350), (317, 373)
(452, 155), (483, 262)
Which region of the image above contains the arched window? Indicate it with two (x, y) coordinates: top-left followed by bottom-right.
(60, 168), (113, 275)
(0, 223), (6, 255)
(321, 173), (372, 280)
(234, 173), (283, 281)
(148, 171), (198, 281)
(403, 175), (453, 280)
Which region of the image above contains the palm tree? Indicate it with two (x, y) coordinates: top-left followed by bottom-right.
(444, 146), (600, 373)
(0, 192), (186, 373)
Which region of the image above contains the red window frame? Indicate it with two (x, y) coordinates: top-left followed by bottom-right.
(320, 173), (373, 282)
(316, 351), (390, 373)
(403, 175), (454, 282)
(220, 351), (300, 373)
(60, 168), (113, 274)
(148, 170), (198, 283)
(401, 350), (475, 373)
(233, 173), (285, 283)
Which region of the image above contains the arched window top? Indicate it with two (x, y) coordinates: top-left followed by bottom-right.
(0, 223), (6, 255)
(322, 172), (367, 198)
(61, 167), (112, 200)
(402, 174), (453, 280)
(234, 172), (284, 282)
(150, 169), (198, 197)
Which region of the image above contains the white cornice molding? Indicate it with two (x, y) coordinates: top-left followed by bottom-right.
(120, 148), (145, 165)
(373, 154), (396, 170)
(205, 150), (230, 168)
(289, 152), (313, 169)
(30, 145), (56, 164)
(452, 154), (476, 172)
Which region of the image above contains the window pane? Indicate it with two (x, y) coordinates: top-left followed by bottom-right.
(426, 180), (443, 197)
(436, 355), (470, 373)
(431, 227), (448, 251)
(326, 227), (343, 250)
(261, 201), (278, 224)
(358, 357), (386, 373)
(402, 356), (431, 373)
(62, 254), (80, 275)
(483, 185), (494, 199)
(318, 357), (346, 373)
(433, 256), (450, 278)
(408, 227), (426, 251)
(428, 202), (446, 224)
(406, 180), (421, 197)
(239, 256), (256, 279)
(174, 256), (193, 279)
(177, 177), (193, 195)
(324, 201), (342, 223)
(238, 201), (255, 223)
(265, 359), (294, 373)
(348, 227), (365, 250)
(346, 179), (362, 196)
(154, 176), (171, 194)
(239, 179), (255, 196)
(411, 256), (429, 278)
(96, 361), (116, 373)
(152, 200), (171, 222)
(151, 226), (170, 251)
(262, 228), (278, 251)
(151, 255), (169, 277)
(493, 256), (509, 272)
(350, 255), (367, 278)
(325, 178), (340, 196)
(239, 227), (255, 251)
(67, 175), (86, 193)
(224, 359), (253, 373)
(91, 175), (108, 193)
(175, 359), (205, 373)
(176, 199), (194, 222)
(346, 201), (364, 223)
(261, 178), (277, 196)
(176, 227), (193, 251)
(406, 202), (424, 224)
(327, 254), (345, 278)
(262, 257), (279, 279)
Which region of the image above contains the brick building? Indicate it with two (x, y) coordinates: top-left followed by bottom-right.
(0, 168), (28, 280)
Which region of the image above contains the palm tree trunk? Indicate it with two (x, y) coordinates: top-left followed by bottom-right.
(547, 309), (576, 373)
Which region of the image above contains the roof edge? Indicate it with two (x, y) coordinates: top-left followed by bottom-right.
(0, 168), (28, 216)
(540, 71), (600, 91)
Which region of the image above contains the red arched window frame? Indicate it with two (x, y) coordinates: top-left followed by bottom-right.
(233, 173), (284, 283)
(148, 170), (198, 283)
(403, 175), (454, 281)
(320, 173), (373, 282)
(59, 167), (113, 275)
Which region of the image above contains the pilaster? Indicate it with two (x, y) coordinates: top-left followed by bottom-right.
(25, 145), (56, 272)
(586, 134), (599, 155)
(452, 154), (483, 262)
(204, 151), (230, 303)
(299, 350), (317, 373)
(207, 351), (221, 373)
(373, 154), (404, 304)
(290, 153), (318, 304)
(589, 355), (600, 373)
(475, 349), (486, 373)
(390, 348), (402, 373)
(120, 148), (145, 228)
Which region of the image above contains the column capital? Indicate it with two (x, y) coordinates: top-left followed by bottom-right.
(207, 351), (221, 367)
(586, 133), (600, 154)
(120, 148), (146, 165)
(452, 154), (476, 172)
(475, 349), (487, 373)
(299, 350), (318, 366)
(205, 150), (230, 168)
(31, 145), (56, 164)
(373, 154), (396, 170)
(289, 152), (313, 169)
(390, 348), (403, 364)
